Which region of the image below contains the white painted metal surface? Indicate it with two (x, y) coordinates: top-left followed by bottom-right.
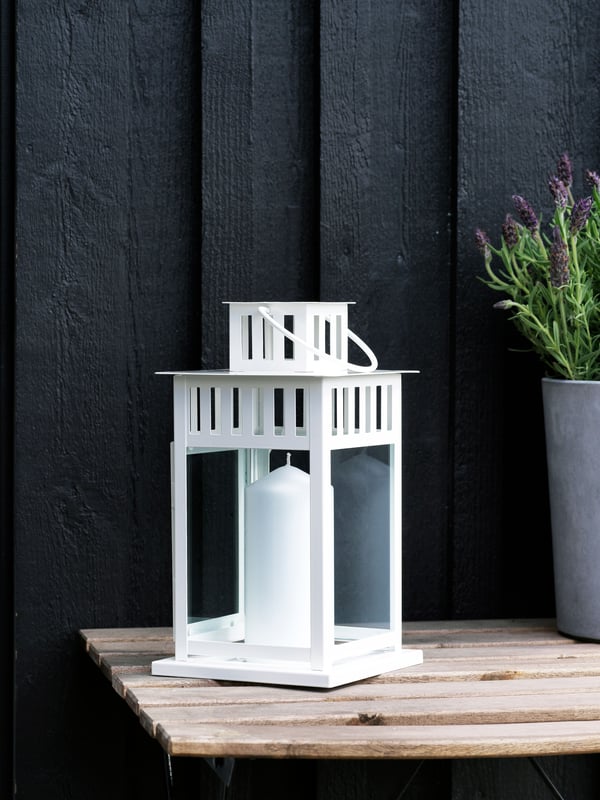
(226, 301), (378, 374)
(152, 302), (422, 687)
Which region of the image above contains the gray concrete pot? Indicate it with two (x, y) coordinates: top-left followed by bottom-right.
(542, 377), (600, 641)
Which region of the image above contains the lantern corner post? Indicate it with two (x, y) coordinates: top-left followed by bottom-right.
(308, 379), (335, 672)
(171, 375), (190, 661)
(388, 375), (404, 643)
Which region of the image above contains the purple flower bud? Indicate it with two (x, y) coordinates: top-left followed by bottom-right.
(570, 196), (592, 234)
(548, 175), (568, 208)
(512, 195), (539, 233)
(475, 228), (491, 256)
(549, 227), (569, 288)
(557, 152), (573, 188)
(502, 214), (519, 248)
(585, 169), (600, 190)
(493, 299), (513, 311)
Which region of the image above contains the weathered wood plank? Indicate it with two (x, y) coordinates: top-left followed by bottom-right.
(112, 655), (600, 696)
(111, 671), (212, 699)
(83, 621), (600, 761)
(140, 691), (600, 738)
(81, 618), (565, 652)
(453, 0), (600, 621)
(106, 652), (600, 688)
(92, 628), (600, 694)
(80, 627), (173, 647)
(406, 619), (555, 634)
(86, 639), (174, 662)
(94, 640), (597, 664)
(126, 675), (600, 713)
(79, 619), (558, 649)
(319, 0), (455, 621)
(200, 0), (317, 371)
(14, 3), (199, 797)
(93, 652), (167, 686)
(370, 658), (600, 682)
(407, 631), (575, 648)
(453, 5), (600, 791)
(157, 720), (600, 759)
(415, 644), (598, 660)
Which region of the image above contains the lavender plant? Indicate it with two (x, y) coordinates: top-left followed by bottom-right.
(476, 153), (600, 380)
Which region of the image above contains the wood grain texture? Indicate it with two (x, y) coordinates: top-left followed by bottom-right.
(125, 675), (600, 712)
(200, 0), (318, 370)
(0, 2), (14, 797)
(14, 2), (200, 797)
(12, 1), (600, 797)
(453, 756), (600, 800)
(454, 5), (600, 794)
(454, 0), (600, 620)
(452, 0), (600, 780)
(319, 0), (455, 620)
(140, 691), (600, 733)
(158, 720), (600, 759)
(82, 620), (600, 760)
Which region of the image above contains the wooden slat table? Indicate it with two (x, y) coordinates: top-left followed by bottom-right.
(80, 619), (600, 760)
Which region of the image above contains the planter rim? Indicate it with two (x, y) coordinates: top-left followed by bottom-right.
(542, 377), (600, 386)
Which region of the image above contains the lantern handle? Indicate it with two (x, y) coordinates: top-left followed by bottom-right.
(257, 305), (378, 373)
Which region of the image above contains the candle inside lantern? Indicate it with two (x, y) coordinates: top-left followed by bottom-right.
(244, 454), (311, 648)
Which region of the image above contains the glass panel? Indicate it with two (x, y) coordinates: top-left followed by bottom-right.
(187, 450), (239, 623)
(332, 445), (391, 630)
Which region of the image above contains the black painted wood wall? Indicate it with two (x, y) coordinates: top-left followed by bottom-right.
(3, 1), (600, 797)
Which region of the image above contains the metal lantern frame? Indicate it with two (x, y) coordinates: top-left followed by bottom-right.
(152, 302), (423, 688)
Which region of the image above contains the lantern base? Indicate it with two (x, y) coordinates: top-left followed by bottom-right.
(151, 647), (423, 688)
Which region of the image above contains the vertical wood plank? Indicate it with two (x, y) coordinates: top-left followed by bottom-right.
(12, 1), (600, 798)
(200, 0), (253, 369)
(0, 2), (14, 797)
(455, 1), (600, 796)
(319, 0), (455, 619)
(200, 0), (318, 369)
(454, 0), (600, 620)
(162, 755), (318, 800)
(453, 756), (600, 800)
(14, 1), (200, 796)
(317, 760), (451, 800)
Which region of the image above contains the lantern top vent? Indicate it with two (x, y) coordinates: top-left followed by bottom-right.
(225, 301), (378, 375)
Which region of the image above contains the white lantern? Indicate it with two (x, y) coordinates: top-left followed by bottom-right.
(152, 302), (423, 687)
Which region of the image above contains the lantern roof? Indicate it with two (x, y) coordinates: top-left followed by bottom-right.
(156, 369), (419, 377)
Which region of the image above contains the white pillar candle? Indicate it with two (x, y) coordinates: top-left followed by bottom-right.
(244, 454), (311, 647)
